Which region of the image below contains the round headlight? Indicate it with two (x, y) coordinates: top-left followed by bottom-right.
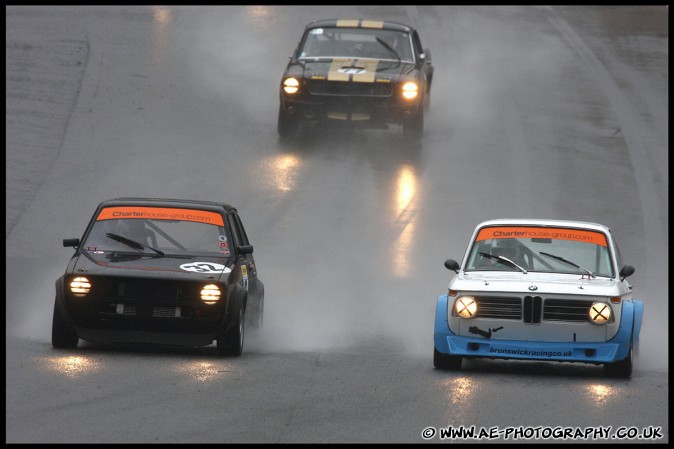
(200, 284), (221, 304)
(283, 77), (300, 94)
(70, 276), (91, 297)
(402, 82), (418, 99)
(588, 302), (611, 324)
(454, 296), (477, 318)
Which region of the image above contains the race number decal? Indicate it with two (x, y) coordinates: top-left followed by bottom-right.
(180, 262), (231, 274)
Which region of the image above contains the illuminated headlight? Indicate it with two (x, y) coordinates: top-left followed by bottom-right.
(588, 302), (612, 324)
(70, 276), (91, 297)
(401, 82), (419, 99)
(283, 77), (300, 94)
(453, 296), (477, 319)
(200, 284), (221, 304)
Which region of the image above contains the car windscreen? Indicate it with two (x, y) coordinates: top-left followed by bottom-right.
(299, 27), (414, 62)
(81, 206), (233, 257)
(464, 226), (615, 278)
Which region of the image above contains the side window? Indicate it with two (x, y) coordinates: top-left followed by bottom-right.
(611, 236), (624, 269)
(229, 212), (249, 247)
(412, 31), (423, 57)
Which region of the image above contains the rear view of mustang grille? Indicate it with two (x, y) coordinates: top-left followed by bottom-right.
(309, 80), (392, 96)
(543, 299), (595, 322)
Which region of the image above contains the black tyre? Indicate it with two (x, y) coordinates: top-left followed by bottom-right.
(51, 299), (79, 349)
(217, 304), (245, 356)
(434, 347), (462, 370)
(402, 108), (424, 141)
(277, 104), (298, 140)
(604, 345), (633, 378)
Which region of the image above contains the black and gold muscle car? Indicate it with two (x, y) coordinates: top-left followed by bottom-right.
(278, 19), (433, 140)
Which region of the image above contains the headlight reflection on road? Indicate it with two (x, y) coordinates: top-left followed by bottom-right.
(261, 153), (303, 193)
(439, 376), (475, 402)
(392, 164), (417, 278)
(151, 6), (173, 68)
(46, 355), (100, 378)
(176, 361), (241, 382)
(585, 383), (620, 407)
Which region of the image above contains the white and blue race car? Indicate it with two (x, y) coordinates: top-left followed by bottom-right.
(434, 219), (643, 378)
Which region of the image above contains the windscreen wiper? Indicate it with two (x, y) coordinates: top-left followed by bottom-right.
(539, 251), (594, 277)
(106, 233), (164, 256)
(375, 37), (401, 68)
(478, 252), (527, 274)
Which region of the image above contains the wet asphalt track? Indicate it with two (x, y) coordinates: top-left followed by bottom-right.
(5, 6), (668, 443)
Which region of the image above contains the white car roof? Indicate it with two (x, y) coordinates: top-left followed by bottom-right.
(474, 218), (611, 234)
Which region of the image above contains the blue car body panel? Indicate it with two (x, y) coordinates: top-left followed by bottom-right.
(434, 294), (643, 364)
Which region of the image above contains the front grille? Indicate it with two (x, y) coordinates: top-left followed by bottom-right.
(474, 296), (521, 320)
(92, 277), (188, 302)
(309, 80), (392, 96)
(543, 299), (594, 322)
(469, 296), (594, 324)
(153, 306), (181, 318)
(523, 296), (542, 324)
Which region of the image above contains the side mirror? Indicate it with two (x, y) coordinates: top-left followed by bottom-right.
(238, 245), (254, 255)
(63, 238), (80, 248)
(619, 265), (635, 281)
(444, 259), (460, 274)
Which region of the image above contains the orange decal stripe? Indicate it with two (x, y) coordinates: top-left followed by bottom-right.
(96, 207), (224, 226)
(476, 226), (608, 247)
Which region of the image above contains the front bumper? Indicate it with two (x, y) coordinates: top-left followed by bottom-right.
(433, 294), (639, 364)
(281, 94), (421, 126)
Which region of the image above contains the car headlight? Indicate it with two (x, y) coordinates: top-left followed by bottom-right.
(283, 77), (300, 94)
(69, 276), (91, 297)
(453, 296), (477, 318)
(200, 284), (221, 304)
(588, 302), (611, 324)
(401, 81), (419, 100)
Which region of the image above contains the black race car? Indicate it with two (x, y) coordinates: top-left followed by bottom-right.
(278, 19), (434, 140)
(52, 197), (264, 356)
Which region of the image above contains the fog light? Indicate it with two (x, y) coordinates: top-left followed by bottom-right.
(588, 302), (611, 324)
(454, 296), (477, 318)
(200, 284), (221, 304)
(70, 276), (91, 297)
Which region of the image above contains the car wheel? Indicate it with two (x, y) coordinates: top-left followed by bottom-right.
(217, 304), (245, 356)
(402, 108), (423, 141)
(277, 104), (298, 140)
(604, 345), (633, 378)
(433, 347), (462, 370)
(51, 299), (79, 349)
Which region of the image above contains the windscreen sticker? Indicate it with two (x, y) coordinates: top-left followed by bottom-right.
(218, 237), (230, 256)
(476, 227), (607, 247)
(96, 207), (224, 226)
(180, 262), (231, 274)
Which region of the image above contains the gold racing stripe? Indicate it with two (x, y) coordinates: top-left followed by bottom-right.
(351, 60), (378, 83)
(335, 19), (384, 28)
(327, 58), (351, 81)
(336, 19), (359, 27)
(360, 20), (384, 29)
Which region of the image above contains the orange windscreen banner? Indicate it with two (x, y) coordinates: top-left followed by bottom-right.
(476, 226), (607, 247)
(96, 207), (224, 226)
